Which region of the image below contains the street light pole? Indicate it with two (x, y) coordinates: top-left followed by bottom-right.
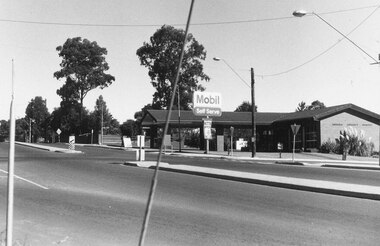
(178, 86), (182, 152)
(251, 68), (256, 157)
(293, 9), (380, 165)
(101, 103), (104, 145)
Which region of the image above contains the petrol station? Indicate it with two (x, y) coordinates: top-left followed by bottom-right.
(141, 103), (380, 153)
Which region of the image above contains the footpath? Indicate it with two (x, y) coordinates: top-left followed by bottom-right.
(15, 142), (380, 200)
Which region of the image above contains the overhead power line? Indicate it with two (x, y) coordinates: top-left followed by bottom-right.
(0, 4), (378, 27)
(256, 5), (380, 78)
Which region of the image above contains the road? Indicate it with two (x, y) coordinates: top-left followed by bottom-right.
(0, 143), (379, 245)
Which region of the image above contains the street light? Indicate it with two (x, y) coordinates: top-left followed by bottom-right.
(213, 57), (256, 157)
(293, 9), (380, 165)
(293, 10), (379, 64)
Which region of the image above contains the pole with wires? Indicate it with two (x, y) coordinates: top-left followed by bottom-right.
(138, 0), (195, 245)
(293, 8), (380, 165)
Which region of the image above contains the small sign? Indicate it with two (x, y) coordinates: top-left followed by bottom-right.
(203, 118), (213, 140)
(277, 142), (283, 150)
(122, 137), (132, 148)
(236, 139), (248, 151)
(193, 107), (222, 117)
(291, 124), (301, 135)
(56, 128), (62, 135)
(230, 126), (234, 136)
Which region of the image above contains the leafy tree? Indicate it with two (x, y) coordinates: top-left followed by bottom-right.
(296, 101), (307, 112)
(25, 96), (51, 142)
(54, 37), (115, 123)
(308, 100), (326, 110)
(0, 120), (9, 141)
(136, 25), (210, 110)
(296, 100), (326, 112)
(15, 118), (29, 142)
(234, 101), (257, 112)
(89, 96), (120, 135)
(120, 119), (138, 137)
(56, 77), (80, 103)
(50, 103), (85, 136)
(133, 103), (157, 135)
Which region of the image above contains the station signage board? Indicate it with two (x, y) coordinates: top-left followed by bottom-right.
(193, 91), (222, 117)
(203, 118), (213, 140)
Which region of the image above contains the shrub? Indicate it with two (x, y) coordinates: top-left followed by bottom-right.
(320, 139), (338, 153)
(335, 127), (375, 157)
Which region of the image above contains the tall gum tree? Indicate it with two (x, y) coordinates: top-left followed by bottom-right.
(54, 37), (115, 124)
(136, 25), (210, 110)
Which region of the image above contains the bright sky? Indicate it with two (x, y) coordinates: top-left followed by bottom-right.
(1, 0), (380, 123)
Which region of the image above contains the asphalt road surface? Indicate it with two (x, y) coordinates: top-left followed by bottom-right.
(0, 143), (379, 245)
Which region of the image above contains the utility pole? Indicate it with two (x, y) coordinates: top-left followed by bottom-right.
(178, 86), (182, 152)
(251, 68), (256, 158)
(101, 103), (104, 145)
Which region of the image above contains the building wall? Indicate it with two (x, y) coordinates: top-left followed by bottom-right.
(320, 112), (379, 151)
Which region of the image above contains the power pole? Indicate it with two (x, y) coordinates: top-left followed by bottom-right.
(178, 86), (182, 152)
(251, 68), (256, 158)
(101, 103), (104, 145)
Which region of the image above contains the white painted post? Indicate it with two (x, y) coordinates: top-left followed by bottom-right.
(6, 59), (16, 246)
(292, 133), (296, 163)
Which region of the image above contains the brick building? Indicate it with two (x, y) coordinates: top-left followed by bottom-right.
(141, 103), (380, 152)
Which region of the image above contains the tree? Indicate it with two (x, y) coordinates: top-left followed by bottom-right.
(0, 120), (9, 142)
(54, 37), (115, 123)
(133, 103), (155, 135)
(89, 96), (120, 135)
(56, 77), (80, 103)
(296, 101), (307, 112)
(308, 100), (326, 110)
(234, 101), (257, 112)
(136, 25), (210, 110)
(120, 119), (138, 137)
(50, 104), (83, 136)
(25, 96), (50, 142)
(295, 100), (326, 112)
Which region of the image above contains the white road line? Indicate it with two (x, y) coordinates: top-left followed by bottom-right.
(0, 169), (49, 190)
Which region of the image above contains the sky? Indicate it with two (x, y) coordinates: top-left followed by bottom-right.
(1, 0), (380, 123)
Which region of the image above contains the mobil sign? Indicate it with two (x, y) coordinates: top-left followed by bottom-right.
(193, 91), (222, 117)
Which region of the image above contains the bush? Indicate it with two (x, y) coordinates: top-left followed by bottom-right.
(335, 127), (375, 157)
(320, 139), (338, 153)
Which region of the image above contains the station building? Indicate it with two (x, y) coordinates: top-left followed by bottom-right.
(141, 103), (380, 152)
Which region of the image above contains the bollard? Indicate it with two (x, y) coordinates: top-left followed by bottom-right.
(69, 135), (75, 150)
(136, 135), (145, 161)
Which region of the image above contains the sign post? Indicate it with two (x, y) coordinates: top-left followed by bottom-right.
(203, 118), (212, 154)
(290, 124), (301, 162)
(193, 91), (222, 154)
(56, 128), (62, 143)
(277, 142), (283, 158)
(229, 126), (234, 156)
